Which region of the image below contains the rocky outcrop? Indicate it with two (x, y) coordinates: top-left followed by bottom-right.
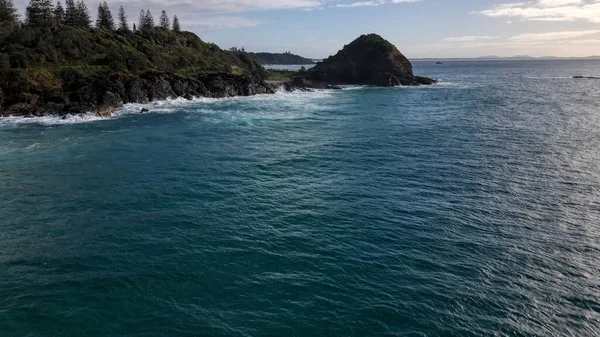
(298, 34), (436, 88)
(0, 72), (272, 117)
(573, 76), (600, 79)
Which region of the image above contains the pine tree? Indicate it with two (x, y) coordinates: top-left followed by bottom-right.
(64, 0), (76, 25)
(132, 22), (136, 32)
(53, 0), (64, 23)
(118, 5), (128, 31)
(159, 10), (169, 29)
(172, 15), (180, 32)
(95, 1), (114, 29)
(144, 9), (153, 29)
(75, 0), (90, 27)
(139, 9), (154, 30)
(0, 0), (19, 22)
(138, 9), (144, 29)
(26, 0), (54, 25)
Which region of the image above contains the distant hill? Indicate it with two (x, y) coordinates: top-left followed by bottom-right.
(232, 50), (314, 65)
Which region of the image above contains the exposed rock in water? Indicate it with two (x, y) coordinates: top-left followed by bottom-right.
(295, 34), (437, 88)
(573, 76), (600, 79)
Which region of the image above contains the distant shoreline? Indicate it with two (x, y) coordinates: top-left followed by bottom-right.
(412, 57), (600, 62)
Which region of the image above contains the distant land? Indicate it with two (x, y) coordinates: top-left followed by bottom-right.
(229, 48), (315, 65)
(414, 55), (600, 61)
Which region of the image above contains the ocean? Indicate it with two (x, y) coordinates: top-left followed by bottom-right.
(1, 60), (599, 336)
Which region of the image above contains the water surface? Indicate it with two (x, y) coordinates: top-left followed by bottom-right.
(1, 60), (600, 336)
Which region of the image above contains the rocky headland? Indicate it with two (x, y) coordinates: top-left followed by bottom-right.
(0, 24), (272, 117)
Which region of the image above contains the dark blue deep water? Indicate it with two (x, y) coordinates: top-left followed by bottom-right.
(1, 60), (600, 336)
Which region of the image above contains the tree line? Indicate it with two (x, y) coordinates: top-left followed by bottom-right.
(0, 0), (181, 32)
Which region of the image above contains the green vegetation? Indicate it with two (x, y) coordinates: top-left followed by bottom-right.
(159, 10), (169, 29)
(117, 6), (127, 31)
(0, 0), (19, 22)
(95, 2), (114, 30)
(172, 15), (180, 32)
(265, 69), (297, 82)
(0, 25), (262, 75)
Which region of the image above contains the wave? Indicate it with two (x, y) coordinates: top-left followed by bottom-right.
(0, 88), (338, 127)
(0, 112), (105, 127)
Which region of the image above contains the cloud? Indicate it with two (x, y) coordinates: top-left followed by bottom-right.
(438, 30), (600, 49)
(478, 0), (600, 23)
(336, 1), (383, 7)
(508, 30), (600, 41)
(335, 0), (420, 8)
(181, 16), (264, 30)
(443, 35), (501, 42)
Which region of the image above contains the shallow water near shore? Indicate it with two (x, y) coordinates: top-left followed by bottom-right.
(1, 60), (600, 336)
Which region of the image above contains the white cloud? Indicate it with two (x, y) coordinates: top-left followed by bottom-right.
(182, 16), (264, 30)
(335, 0), (420, 8)
(508, 30), (600, 41)
(443, 35), (501, 42)
(437, 30), (600, 50)
(336, 1), (383, 7)
(479, 0), (600, 23)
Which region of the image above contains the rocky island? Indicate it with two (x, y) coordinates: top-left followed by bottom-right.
(288, 34), (437, 89)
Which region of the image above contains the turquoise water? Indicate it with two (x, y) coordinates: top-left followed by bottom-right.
(1, 60), (600, 336)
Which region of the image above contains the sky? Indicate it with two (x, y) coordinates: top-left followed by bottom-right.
(13, 0), (600, 58)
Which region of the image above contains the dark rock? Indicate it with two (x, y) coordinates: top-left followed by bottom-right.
(305, 34), (437, 87)
(435, 61), (443, 65)
(141, 108), (149, 113)
(0, 71), (273, 117)
(573, 76), (600, 79)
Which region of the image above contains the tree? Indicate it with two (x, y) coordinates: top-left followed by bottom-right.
(138, 10), (144, 29)
(0, 0), (19, 22)
(172, 15), (180, 32)
(144, 9), (153, 29)
(159, 10), (169, 29)
(75, 0), (90, 27)
(26, 0), (54, 25)
(118, 5), (128, 31)
(95, 2), (114, 29)
(64, 0), (76, 25)
(54, 1), (64, 23)
(132, 22), (136, 32)
(139, 9), (153, 30)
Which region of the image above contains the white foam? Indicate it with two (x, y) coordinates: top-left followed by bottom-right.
(0, 112), (105, 127)
(0, 88), (339, 127)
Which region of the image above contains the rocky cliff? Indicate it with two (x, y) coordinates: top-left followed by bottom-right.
(304, 34), (436, 87)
